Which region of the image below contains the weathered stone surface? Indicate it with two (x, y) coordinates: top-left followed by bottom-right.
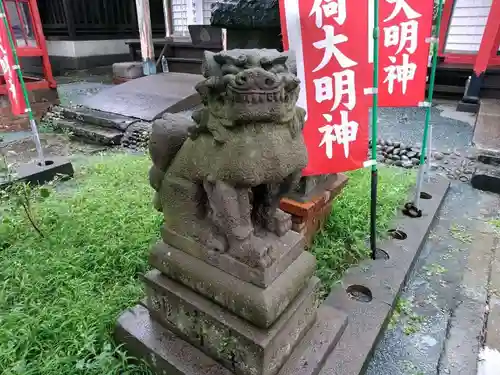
(145, 270), (319, 375)
(149, 49), (307, 273)
(159, 226), (305, 288)
(112, 61), (144, 79)
(116, 49), (319, 375)
(115, 305), (234, 375)
(149, 243), (316, 328)
(277, 306), (347, 375)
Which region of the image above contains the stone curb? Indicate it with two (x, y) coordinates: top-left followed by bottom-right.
(318, 176), (450, 375)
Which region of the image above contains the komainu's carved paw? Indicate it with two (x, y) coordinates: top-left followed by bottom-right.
(267, 209), (292, 237)
(229, 235), (274, 269)
(200, 230), (228, 252)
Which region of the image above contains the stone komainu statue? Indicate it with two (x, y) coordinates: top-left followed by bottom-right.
(148, 49), (307, 269)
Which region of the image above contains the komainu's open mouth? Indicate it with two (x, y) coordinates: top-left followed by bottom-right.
(227, 87), (293, 104)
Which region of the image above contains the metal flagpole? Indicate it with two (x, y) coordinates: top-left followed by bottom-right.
(409, 0), (444, 215)
(0, 1), (45, 165)
(370, 0), (380, 260)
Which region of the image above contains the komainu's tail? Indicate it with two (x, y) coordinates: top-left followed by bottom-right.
(148, 113), (192, 210)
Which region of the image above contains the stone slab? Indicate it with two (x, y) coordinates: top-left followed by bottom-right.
(160, 227), (305, 288)
(284, 174), (348, 204)
(60, 105), (138, 131)
(277, 306), (347, 375)
(144, 270), (319, 375)
(115, 304), (234, 375)
(52, 118), (124, 146)
(280, 174), (348, 219)
(2, 157), (74, 188)
(473, 99), (500, 155)
(317, 176), (449, 375)
(149, 243), (316, 328)
(319, 292), (392, 375)
(486, 240), (500, 351)
(81, 72), (203, 121)
(113, 61), (144, 79)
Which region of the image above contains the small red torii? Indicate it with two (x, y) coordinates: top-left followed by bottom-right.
(0, 0), (55, 96)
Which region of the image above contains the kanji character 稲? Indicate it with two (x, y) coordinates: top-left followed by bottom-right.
(319, 110), (359, 159)
(313, 25), (357, 72)
(384, 0), (422, 22)
(383, 54), (417, 94)
(309, 0), (347, 28)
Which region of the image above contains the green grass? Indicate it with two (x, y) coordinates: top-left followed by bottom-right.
(312, 167), (415, 296)
(1, 154), (158, 375)
(0, 154), (414, 375)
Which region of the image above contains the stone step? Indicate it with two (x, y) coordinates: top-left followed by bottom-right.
(56, 105), (136, 131)
(52, 118), (123, 146)
(277, 306), (347, 375)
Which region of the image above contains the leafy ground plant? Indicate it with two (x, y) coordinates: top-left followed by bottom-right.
(0, 154), (414, 374)
(1, 153), (159, 375)
(312, 166), (415, 297)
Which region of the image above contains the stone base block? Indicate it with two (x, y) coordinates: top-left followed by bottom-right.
(144, 270), (319, 375)
(160, 227), (304, 288)
(113, 61), (144, 79)
(115, 302), (347, 375)
(149, 242), (316, 328)
(115, 304), (234, 375)
(277, 305), (347, 375)
(2, 157), (74, 188)
(280, 174), (348, 247)
(457, 100), (480, 113)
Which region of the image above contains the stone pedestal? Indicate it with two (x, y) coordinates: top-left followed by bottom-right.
(280, 174), (349, 247)
(115, 231), (347, 375)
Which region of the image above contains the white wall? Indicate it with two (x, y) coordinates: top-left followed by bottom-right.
(46, 40), (130, 58)
(444, 0), (492, 53)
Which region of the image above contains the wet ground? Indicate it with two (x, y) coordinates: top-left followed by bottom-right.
(366, 100), (500, 375)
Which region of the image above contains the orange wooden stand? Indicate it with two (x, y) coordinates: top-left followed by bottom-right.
(280, 173), (349, 247)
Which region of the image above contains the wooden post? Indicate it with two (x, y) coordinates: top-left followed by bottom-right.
(194, 0), (204, 25)
(135, 0), (156, 75)
(162, 0), (171, 38)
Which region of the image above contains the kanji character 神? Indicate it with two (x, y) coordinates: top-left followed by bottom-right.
(313, 25), (357, 72)
(309, 0), (347, 28)
(319, 111), (359, 159)
(383, 53), (417, 94)
(383, 20), (419, 54)
(384, 0), (422, 22)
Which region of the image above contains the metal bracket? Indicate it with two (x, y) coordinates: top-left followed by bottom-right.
(363, 159), (377, 168)
(418, 101), (432, 108)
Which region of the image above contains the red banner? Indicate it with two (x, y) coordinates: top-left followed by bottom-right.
(280, 0), (370, 175)
(377, 0), (433, 107)
(0, 17), (26, 116)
